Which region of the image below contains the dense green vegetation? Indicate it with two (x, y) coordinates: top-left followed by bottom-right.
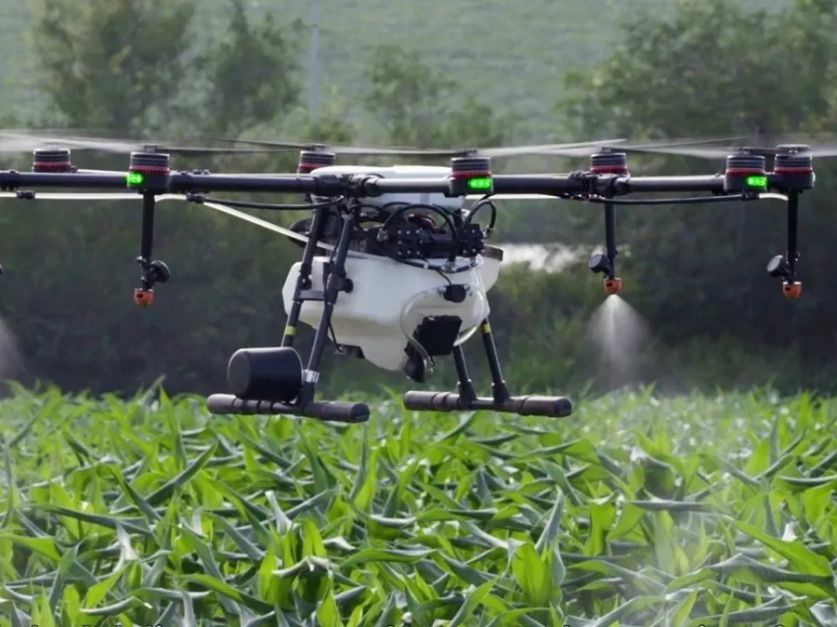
(0, 388), (834, 625)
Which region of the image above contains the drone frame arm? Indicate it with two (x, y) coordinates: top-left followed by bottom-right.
(1, 169), (745, 198)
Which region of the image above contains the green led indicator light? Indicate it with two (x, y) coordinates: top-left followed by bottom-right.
(746, 175), (767, 189)
(466, 176), (493, 191)
(126, 172), (144, 186)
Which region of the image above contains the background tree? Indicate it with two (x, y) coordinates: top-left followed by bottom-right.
(34, 0), (196, 134)
(206, 0), (301, 135)
(561, 0), (837, 138)
(366, 44), (507, 148)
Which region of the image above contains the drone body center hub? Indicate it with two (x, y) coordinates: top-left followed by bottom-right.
(278, 164), (500, 376)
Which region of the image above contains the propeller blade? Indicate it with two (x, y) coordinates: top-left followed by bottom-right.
(535, 136), (746, 160)
(4, 130), (627, 159)
(338, 142), (626, 157)
(475, 139), (627, 158)
(208, 137), (476, 157)
(0, 132), (141, 153)
(618, 145), (733, 159)
(0, 131), (282, 156)
(611, 135), (837, 159)
(209, 137), (630, 159)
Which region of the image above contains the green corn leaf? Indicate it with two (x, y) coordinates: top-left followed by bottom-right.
(187, 573), (273, 614)
(734, 520), (832, 577)
(0, 534), (61, 561)
(146, 443), (216, 505)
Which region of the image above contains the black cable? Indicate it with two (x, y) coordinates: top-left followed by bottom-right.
(350, 199), (474, 273)
(378, 202), (461, 264)
(379, 203), (458, 241)
(435, 268), (453, 285)
(186, 193), (344, 211)
(463, 196), (497, 236)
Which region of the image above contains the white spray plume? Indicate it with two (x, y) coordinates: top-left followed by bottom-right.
(586, 295), (651, 390)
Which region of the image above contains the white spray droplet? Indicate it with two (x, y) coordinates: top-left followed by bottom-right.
(586, 295), (651, 389)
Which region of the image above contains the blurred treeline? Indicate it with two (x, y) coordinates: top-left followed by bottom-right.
(0, 0), (836, 397)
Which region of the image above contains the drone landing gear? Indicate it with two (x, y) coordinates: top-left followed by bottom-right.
(206, 394), (369, 422)
(403, 320), (573, 418)
(207, 208), (370, 423)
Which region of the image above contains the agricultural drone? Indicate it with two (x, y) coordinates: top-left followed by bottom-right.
(0, 132), (825, 423)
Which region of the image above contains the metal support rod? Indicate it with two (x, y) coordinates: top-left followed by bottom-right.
(404, 390), (572, 418)
(604, 201), (617, 276)
(282, 206), (327, 347)
(298, 212), (355, 404)
(787, 191), (799, 278)
(452, 345), (477, 402)
(0, 170), (734, 198)
(480, 319), (510, 403)
(138, 192), (156, 290)
(140, 192), (155, 262)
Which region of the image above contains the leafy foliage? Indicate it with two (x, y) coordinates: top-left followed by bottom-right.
(33, 0), (197, 133)
(366, 44), (507, 148)
(561, 0), (837, 137)
(0, 387), (834, 624)
(205, 0), (301, 134)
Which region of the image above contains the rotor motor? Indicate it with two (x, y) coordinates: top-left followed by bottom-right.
(449, 156), (492, 195)
(32, 148), (73, 173)
(773, 145), (814, 191)
(590, 151), (629, 176)
(128, 151), (171, 193)
(724, 153), (766, 193)
(297, 150), (336, 174)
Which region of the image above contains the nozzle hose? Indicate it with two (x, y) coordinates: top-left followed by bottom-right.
(604, 202), (617, 274)
(786, 192), (798, 280)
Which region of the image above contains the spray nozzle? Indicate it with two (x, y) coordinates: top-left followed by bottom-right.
(782, 281), (802, 299)
(766, 254), (802, 298)
(767, 254), (790, 278)
(588, 252), (622, 293)
(590, 201), (623, 295)
(603, 277), (623, 294)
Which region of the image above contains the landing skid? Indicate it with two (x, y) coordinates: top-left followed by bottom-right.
(207, 394), (369, 423)
(403, 391), (571, 418)
(403, 323), (572, 419)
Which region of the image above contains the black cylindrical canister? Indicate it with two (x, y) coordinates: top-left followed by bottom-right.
(227, 347), (304, 402)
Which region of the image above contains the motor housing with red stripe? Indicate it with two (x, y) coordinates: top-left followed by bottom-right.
(32, 148), (74, 173)
(773, 145), (814, 191)
(297, 150), (336, 174)
(590, 151), (628, 176)
(127, 151), (170, 193)
(449, 156), (492, 195)
(724, 153), (766, 192)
